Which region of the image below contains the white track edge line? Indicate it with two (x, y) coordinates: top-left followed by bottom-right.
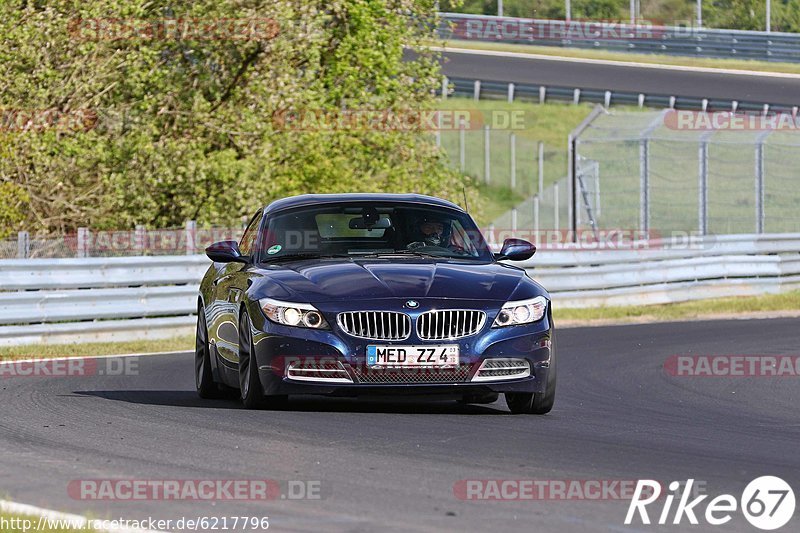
(434, 45), (800, 79)
(0, 351), (192, 366)
(0, 499), (165, 533)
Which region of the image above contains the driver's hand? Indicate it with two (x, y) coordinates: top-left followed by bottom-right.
(407, 241), (426, 250)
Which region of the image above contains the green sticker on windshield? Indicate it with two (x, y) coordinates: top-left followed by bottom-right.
(267, 244), (282, 255)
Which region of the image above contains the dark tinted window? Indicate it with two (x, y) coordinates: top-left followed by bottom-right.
(258, 203), (491, 261)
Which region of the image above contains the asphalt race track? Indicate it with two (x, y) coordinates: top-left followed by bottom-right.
(441, 49), (800, 106)
(1, 318), (798, 532)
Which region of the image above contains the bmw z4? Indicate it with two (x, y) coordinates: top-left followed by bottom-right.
(196, 193), (555, 414)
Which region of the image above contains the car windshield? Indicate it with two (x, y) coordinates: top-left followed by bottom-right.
(256, 203), (493, 262)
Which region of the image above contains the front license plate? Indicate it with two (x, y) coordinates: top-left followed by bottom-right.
(366, 345), (459, 367)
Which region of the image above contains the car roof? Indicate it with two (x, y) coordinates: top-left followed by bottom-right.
(263, 193), (465, 215)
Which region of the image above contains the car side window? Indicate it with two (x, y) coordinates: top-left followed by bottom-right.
(239, 213), (261, 257)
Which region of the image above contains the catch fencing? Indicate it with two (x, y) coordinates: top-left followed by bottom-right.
(1, 234), (798, 345)
(570, 108), (800, 237)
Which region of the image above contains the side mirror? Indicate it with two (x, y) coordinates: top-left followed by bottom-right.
(495, 238), (536, 262)
(206, 240), (248, 264)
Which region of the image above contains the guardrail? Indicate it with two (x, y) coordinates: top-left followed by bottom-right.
(1, 233), (798, 345)
(440, 13), (800, 64)
(446, 76), (799, 115)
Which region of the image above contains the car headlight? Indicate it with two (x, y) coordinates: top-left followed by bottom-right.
(492, 296), (548, 327)
(259, 298), (329, 329)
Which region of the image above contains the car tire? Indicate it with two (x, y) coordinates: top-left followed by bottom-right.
(238, 310), (287, 410)
(505, 335), (557, 415)
(196, 305), (222, 399)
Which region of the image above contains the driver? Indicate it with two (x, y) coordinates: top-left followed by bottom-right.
(407, 217), (449, 249)
(419, 219), (445, 247)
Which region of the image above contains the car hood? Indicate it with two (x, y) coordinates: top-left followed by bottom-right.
(249, 258), (545, 303)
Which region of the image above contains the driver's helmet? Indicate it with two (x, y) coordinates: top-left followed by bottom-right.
(418, 216), (449, 247)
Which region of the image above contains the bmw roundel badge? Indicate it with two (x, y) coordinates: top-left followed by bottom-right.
(405, 300), (420, 309)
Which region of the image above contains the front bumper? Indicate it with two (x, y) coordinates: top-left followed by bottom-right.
(248, 302), (553, 397)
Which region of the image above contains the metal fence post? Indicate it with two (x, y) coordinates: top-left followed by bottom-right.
(441, 75), (449, 99)
(639, 139), (650, 235)
(510, 133), (516, 190)
(473, 80), (481, 101)
(538, 142), (544, 196)
(698, 136), (710, 236)
(567, 135), (573, 238)
(755, 131), (772, 233)
(553, 183), (560, 232)
(185, 220), (197, 255)
(637, 110), (664, 237)
(568, 106), (605, 242)
(17, 231), (30, 259)
(755, 142), (765, 234)
(77, 227), (89, 258)
(533, 195), (540, 247)
(484, 125), (490, 184)
(507, 82), (515, 103)
(459, 119), (466, 172)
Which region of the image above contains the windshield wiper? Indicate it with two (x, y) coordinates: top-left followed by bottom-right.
(263, 253), (350, 263)
(355, 249), (441, 258)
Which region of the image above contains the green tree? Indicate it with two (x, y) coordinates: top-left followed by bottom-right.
(0, 181), (29, 239)
(0, 1), (474, 234)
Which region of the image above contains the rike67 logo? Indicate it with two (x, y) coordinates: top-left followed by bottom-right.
(626, 477), (796, 530)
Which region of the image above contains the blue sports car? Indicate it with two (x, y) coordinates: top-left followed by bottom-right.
(196, 193), (555, 414)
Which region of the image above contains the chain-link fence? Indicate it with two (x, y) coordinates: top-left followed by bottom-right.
(573, 109), (800, 236)
(437, 126), (558, 198)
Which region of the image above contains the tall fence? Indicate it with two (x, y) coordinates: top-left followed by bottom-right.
(437, 126), (557, 197)
(440, 13), (800, 64)
(572, 109), (800, 236)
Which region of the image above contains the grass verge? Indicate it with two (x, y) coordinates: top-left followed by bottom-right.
(554, 290), (800, 325)
(441, 40), (800, 75)
(0, 336), (193, 361)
